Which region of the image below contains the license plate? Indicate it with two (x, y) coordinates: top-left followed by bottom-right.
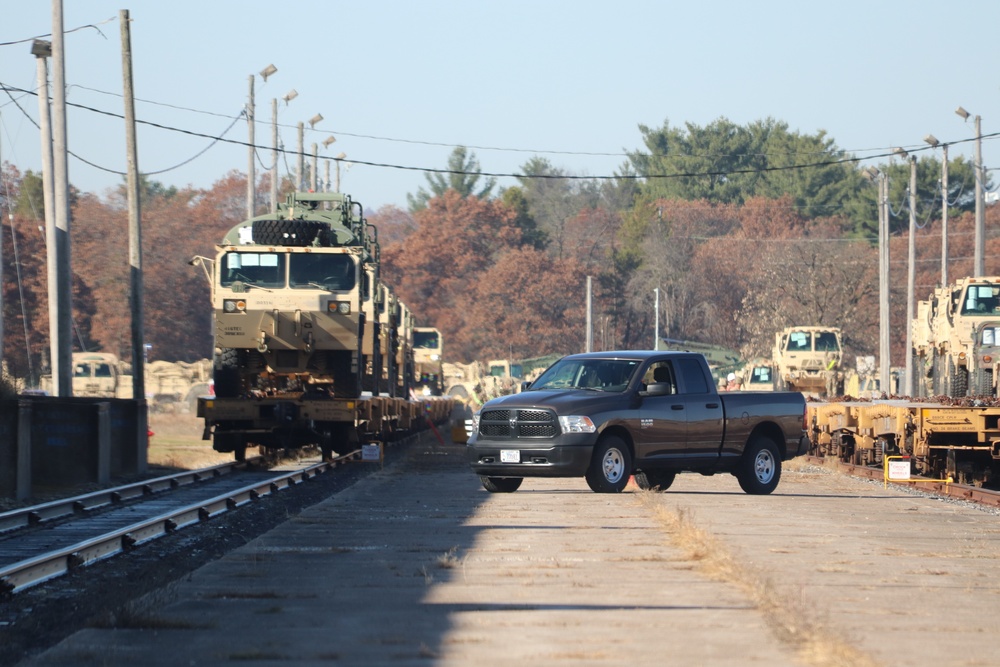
(500, 449), (521, 463)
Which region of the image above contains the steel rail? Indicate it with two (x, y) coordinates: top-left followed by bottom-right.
(0, 460), (251, 535)
(802, 455), (1000, 508)
(0, 449), (360, 595)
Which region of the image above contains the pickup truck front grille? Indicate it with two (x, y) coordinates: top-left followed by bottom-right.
(479, 408), (559, 439)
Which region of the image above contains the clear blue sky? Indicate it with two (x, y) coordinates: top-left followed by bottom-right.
(1, 0), (998, 212)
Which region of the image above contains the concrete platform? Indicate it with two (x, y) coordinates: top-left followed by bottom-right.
(24, 437), (1000, 666)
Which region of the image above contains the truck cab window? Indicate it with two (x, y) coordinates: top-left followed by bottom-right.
(288, 254), (356, 290)
(221, 252), (285, 289)
(675, 357), (709, 394)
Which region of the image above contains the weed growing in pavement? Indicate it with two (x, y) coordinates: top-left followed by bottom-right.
(436, 546), (461, 569)
(636, 489), (883, 667)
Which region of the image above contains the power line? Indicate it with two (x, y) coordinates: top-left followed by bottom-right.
(1, 81), (998, 182)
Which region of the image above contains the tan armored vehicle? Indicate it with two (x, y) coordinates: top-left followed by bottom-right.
(912, 276), (1000, 397)
(772, 326), (843, 397)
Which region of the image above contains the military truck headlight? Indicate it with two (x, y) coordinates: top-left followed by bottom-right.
(559, 415), (596, 433)
(327, 302), (351, 314)
(223, 299), (246, 313)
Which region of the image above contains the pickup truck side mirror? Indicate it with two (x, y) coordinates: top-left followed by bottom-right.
(520, 380), (533, 392)
(640, 382), (673, 397)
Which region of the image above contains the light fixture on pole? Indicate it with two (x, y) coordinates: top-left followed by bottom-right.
(925, 134), (949, 286)
(956, 106), (984, 277)
(259, 63), (277, 81)
(892, 147), (908, 159)
(282, 89), (298, 105)
(322, 135), (336, 149)
(309, 113), (323, 128)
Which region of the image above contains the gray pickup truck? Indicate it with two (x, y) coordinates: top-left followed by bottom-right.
(467, 351), (810, 494)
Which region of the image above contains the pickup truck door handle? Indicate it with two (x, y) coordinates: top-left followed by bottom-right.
(706, 403), (719, 409)
(671, 404), (684, 410)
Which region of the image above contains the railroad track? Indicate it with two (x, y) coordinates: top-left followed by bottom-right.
(803, 455), (1000, 508)
(0, 448), (362, 595)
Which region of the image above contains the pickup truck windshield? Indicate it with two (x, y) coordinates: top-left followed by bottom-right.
(531, 358), (640, 393)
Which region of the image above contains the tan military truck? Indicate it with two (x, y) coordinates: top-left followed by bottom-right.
(772, 326), (844, 397)
(912, 276), (1000, 397)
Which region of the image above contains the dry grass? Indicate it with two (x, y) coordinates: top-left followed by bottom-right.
(147, 412), (233, 469)
(636, 491), (882, 667)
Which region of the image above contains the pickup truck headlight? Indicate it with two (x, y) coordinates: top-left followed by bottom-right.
(471, 412), (481, 432)
(559, 415), (596, 433)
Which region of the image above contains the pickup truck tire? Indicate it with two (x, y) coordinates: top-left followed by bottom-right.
(736, 436), (781, 495)
(586, 435), (632, 493)
(480, 476), (523, 493)
(634, 470), (676, 492)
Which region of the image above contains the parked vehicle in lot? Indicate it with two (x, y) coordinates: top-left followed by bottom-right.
(467, 351), (810, 494)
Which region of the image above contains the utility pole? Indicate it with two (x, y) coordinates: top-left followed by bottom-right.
(311, 143), (318, 192)
(246, 75), (254, 219)
(906, 155), (917, 396)
(585, 276), (593, 352)
(878, 171), (891, 393)
(941, 144), (949, 285)
(270, 98), (278, 213)
(50, 0), (73, 397)
(120, 9), (145, 409)
(653, 287), (659, 351)
(296, 122), (304, 191)
(121, 10), (148, 467)
(956, 107), (984, 276)
(32, 39), (57, 389)
(974, 114), (984, 277)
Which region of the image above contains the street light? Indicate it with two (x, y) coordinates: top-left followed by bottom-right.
(309, 113), (323, 128)
(322, 135), (336, 148)
(248, 64), (279, 219)
(271, 89), (296, 212)
(956, 106), (984, 277)
(892, 147), (909, 159)
(924, 134), (949, 286)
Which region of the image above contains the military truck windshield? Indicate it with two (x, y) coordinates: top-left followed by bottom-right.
(784, 331), (840, 352)
(414, 331), (440, 349)
(814, 332), (840, 351)
(531, 358), (639, 393)
(288, 253), (356, 290)
(960, 283), (1000, 315)
(221, 252), (285, 289)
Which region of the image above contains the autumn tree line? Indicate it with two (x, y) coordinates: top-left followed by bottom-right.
(1, 117), (996, 383)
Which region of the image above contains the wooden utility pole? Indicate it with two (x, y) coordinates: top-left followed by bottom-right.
(121, 9), (147, 471)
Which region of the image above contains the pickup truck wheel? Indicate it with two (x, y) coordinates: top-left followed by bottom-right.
(634, 470), (676, 492)
(586, 435), (632, 493)
(480, 476), (523, 493)
(737, 436), (782, 495)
